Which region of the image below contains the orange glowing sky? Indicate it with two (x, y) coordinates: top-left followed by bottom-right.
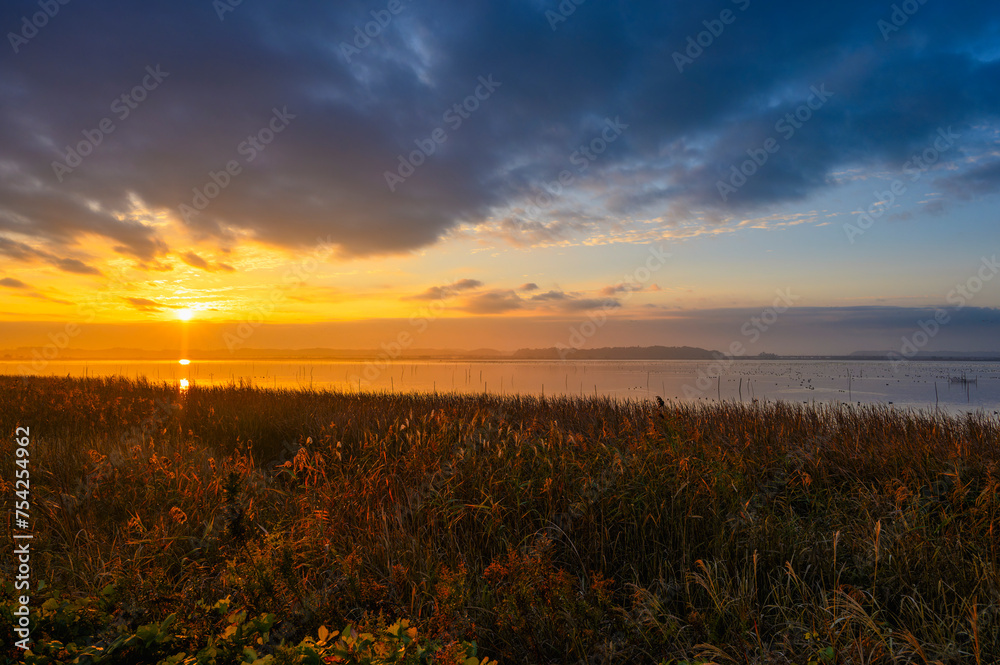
(2, 1), (999, 356)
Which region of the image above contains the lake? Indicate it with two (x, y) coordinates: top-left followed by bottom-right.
(4, 358), (999, 416)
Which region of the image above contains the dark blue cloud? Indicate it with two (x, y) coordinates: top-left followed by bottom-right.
(0, 0), (997, 261)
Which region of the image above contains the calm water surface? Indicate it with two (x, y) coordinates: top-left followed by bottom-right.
(5, 359), (999, 417)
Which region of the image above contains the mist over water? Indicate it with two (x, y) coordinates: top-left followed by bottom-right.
(5, 359), (999, 416)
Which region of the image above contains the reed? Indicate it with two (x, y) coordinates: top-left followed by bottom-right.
(2, 375), (998, 664)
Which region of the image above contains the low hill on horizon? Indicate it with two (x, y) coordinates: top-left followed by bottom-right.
(849, 350), (1000, 360)
(512, 345), (718, 360)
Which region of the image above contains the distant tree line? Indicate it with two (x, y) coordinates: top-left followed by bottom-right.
(511, 345), (718, 360)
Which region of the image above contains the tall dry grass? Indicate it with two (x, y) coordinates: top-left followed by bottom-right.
(1, 374), (998, 664)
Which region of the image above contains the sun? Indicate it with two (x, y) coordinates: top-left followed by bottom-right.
(176, 308), (195, 321)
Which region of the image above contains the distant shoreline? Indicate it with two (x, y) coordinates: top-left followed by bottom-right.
(3, 346), (1000, 362)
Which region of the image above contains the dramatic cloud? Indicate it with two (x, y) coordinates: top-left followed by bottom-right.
(600, 283), (647, 297)
(530, 290), (570, 302)
(2, 0), (996, 267)
(123, 297), (164, 312)
(0, 237), (103, 276)
(405, 278), (484, 301)
(461, 290), (524, 314)
(179, 251), (236, 273)
(523, 289), (616, 311)
(939, 159), (1000, 200)
(0, 276), (72, 304)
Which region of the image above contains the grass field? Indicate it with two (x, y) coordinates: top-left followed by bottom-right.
(2, 375), (999, 664)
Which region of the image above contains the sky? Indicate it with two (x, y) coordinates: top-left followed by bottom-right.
(1, 0), (998, 356)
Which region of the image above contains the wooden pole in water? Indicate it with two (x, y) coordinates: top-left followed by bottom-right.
(717, 376), (721, 401)
(739, 377), (743, 402)
(934, 381), (939, 407)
